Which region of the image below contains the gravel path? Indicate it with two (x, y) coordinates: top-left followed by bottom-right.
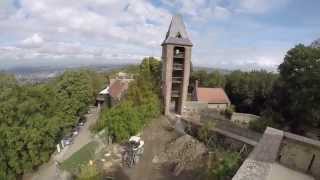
(114, 116), (182, 180)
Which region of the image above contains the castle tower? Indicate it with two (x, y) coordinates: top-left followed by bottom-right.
(162, 15), (193, 115)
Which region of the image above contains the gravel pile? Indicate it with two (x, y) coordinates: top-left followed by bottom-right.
(155, 134), (207, 176)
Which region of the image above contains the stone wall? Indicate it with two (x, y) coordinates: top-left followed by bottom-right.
(200, 110), (262, 142)
(208, 103), (228, 110)
(182, 101), (208, 120)
(279, 132), (320, 179)
(233, 128), (284, 180)
(179, 117), (258, 150)
(231, 113), (260, 128)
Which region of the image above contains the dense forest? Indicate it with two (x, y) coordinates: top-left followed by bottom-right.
(192, 44), (320, 134)
(0, 70), (105, 179)
(93, 57), (161, 142)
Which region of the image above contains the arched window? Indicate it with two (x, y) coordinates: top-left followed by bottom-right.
(176, 32), (182, 38)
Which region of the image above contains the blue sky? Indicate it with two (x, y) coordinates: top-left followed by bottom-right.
(0, 0), (319, 70)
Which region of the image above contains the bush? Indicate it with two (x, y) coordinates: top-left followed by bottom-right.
(198, 121), (215, 146)
(224, 105), (235, 119)
(77, 164), (102, 180)
(249, 109), (283, 133)
(249, 117), (270, 133)
(210, 151), (241, 180)
(197, 150), (242, 180)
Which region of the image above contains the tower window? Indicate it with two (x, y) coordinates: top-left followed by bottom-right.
(176, 32), (182, 38)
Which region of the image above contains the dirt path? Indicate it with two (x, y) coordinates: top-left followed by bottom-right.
(114, 116), (181, 180)
(23, 106), (100, 180)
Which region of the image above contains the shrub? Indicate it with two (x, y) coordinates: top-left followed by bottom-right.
(197, 150), (242, 180)
(210, 151), (241, 180)
(249, 109), (283, 133)
(198, 121), (215, 146)
(77, 164), (102, 180)
(224, 105), (235, 119)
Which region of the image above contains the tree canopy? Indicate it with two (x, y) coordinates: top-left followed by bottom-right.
(193, 45), (320, 134)
(274, 45), (320, 131)
(191, 70), (226, 88)
(0, 70), (105, 179)
(225, 70), (278, 115)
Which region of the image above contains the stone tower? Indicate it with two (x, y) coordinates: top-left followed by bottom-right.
(162, 15), (193, 115)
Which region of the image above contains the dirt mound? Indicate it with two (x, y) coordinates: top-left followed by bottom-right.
(155, 134), (207, 176)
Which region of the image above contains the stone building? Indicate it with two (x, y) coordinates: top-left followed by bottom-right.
(192, 80), (231, 111)
(162, 15), (192, 115)
(96, 73), (133, 108)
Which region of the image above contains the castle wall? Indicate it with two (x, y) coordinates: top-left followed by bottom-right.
(179, 117), (258, 149)
(279, 133), (320, 179)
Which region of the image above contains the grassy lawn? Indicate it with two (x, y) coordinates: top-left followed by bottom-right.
(60, 141), (99, 174)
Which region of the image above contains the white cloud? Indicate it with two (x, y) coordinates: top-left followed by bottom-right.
(16, 0), (171, 46)
(0, 0), (296, 70)
(212, 6), (231, 20)
(162, 0), (231, 21)
(0, 0), (173, 68)
(235, 0), (290, 14)
(21, 33), (44, 48)
(160, 0), (288, 21)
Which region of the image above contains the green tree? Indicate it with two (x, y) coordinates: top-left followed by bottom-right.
(277, 44), (320, 131)
(0, 70), (101, 179)
(225, 70), (277, 115)
(206, 71), (226, 88)
(191, 70), (209, 86)
(139, 57), (162, 93)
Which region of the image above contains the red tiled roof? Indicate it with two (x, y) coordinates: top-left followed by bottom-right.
(108, 80), (128, 99)
(196, 87), (230, 104)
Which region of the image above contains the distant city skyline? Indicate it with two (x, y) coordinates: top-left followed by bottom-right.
(0, 0), (320, 70)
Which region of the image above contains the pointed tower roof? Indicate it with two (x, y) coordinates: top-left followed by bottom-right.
(162, 15), (193, 46)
